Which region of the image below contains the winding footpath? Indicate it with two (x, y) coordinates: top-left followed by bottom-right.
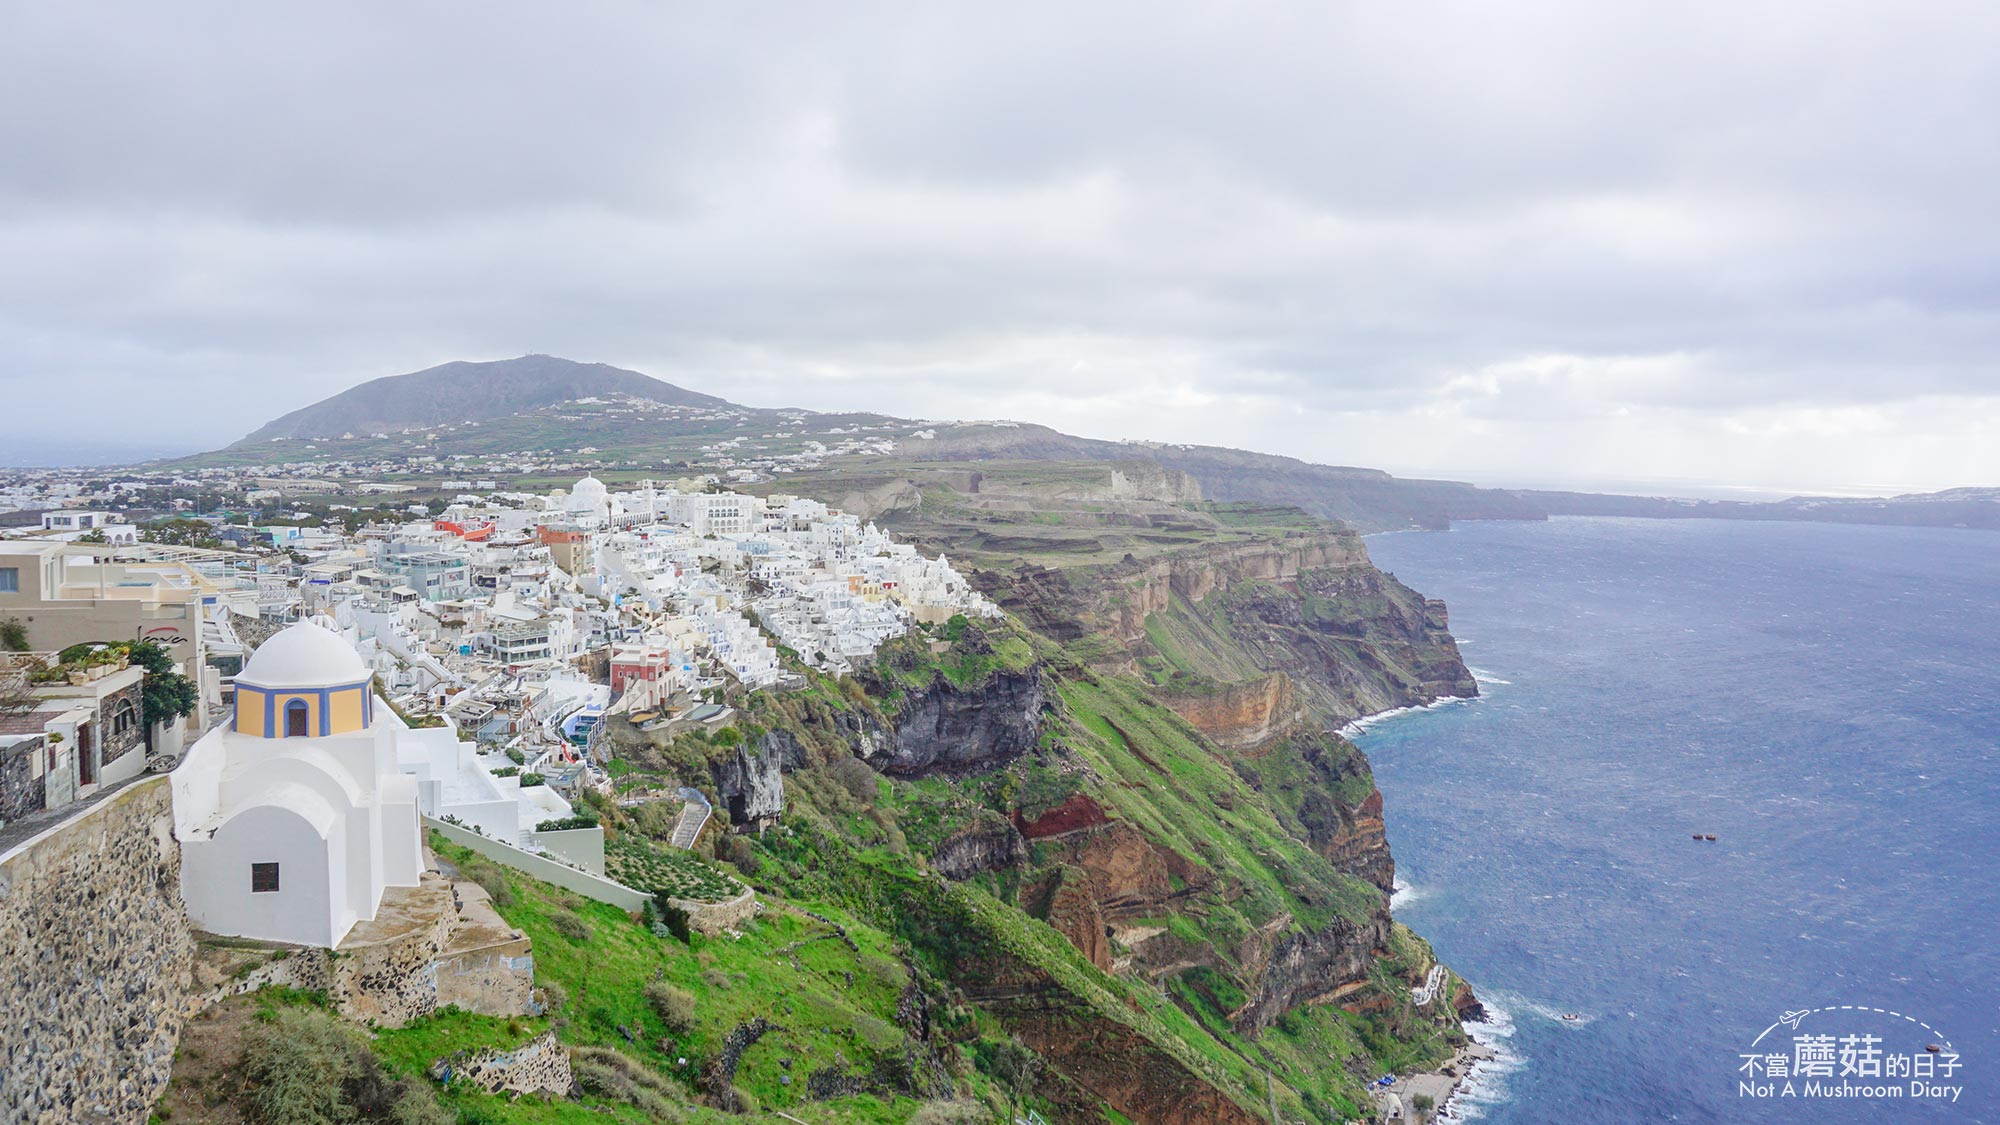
(1411, 963), (1447, 1007)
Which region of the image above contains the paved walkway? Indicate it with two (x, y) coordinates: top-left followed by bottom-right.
(0, 771), (156, 859)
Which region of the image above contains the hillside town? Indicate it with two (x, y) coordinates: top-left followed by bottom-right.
(1, 474), (997, 864)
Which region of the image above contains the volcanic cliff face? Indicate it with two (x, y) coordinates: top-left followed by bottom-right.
(867, 665), (1046, 776)
(1165, 672), (1297, 749)
(708, 502), (1476, 1121)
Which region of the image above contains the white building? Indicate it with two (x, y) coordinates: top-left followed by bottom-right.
(171, 621), (425, 948)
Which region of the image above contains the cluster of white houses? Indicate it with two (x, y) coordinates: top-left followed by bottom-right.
(2, 475), (993, 951)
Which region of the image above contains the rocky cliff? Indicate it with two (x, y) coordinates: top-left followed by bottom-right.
(865, 665), (1047, 776)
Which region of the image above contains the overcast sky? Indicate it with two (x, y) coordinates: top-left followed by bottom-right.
(5, 2), (1997, 492)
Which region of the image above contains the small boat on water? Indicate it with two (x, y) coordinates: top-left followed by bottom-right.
(1562, 1013), (1581, 1022)
(1704, 834), (1718, 841)
(1927, 1044), (1943, 1053)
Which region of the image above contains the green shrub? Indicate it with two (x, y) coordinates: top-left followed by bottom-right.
(458, 858), (514, 907)
(721, 834), (760, 876)
(519, 772), (545, 787)
(537, 979), (568, 1019)
(827, 756), (878, 805)
(643, 981), (696, 1033)
(238, 1006), (367, 1124)
(388, 1085), (455, 1125)
(572, 1047), (685, 1120)
(535, 815), (599, 832)
(911, 1101), (992, 1125)
(631, 801), (680, 839)
(549, 910), (591, 943)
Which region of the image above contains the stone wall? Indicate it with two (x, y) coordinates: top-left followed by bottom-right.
(434, 881), (536, 1018)
(0, 775), (195, 1123)
(671, 883), (759, 935)
(429, 1029), (575, 1096)
(0, 733), (47, 823)
(189, 874), (537, 1030)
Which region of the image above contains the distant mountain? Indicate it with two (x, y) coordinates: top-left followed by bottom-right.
(219, 355), (1999, 535)
(235, 355), (734, 444)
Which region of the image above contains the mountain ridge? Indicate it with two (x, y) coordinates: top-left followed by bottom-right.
(237, 354), (732, 444)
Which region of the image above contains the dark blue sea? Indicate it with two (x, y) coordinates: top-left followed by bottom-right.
(1356, 518), (1999, 1123)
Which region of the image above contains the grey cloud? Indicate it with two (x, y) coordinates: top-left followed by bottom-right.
(3, 0), (1999, 488)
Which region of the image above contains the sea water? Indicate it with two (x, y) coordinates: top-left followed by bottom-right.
(1356, 517), (1999, 1123)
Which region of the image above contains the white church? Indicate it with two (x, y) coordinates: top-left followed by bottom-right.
(172, 621), (424, 948)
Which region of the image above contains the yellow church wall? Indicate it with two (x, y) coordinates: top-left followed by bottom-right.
(328, 688), (365, 735)
(234, 686), (270, 736)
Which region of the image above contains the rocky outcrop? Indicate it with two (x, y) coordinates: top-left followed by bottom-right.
(1023, 866), (1112, 970)
(1212, 562), (1477, 725)
(1014, 793), (1111, 839)
(1039, 820), (1207, 920)
(0, 776), (194, 1124)
(1163, 673), (1296, 749)
(1106, 535), (1372, 642)
(872, 667), (1045, 776)
(1231, 910), (1391, 1033)
(1311, 786), (1393, 891)
(992, 992), (1265, 1125)
(712, 733), (791, 827)
(840, 479), (924, 521)
(931, 815), (1028, 879)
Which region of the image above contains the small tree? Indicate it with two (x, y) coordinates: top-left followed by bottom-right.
(126, 640), (197, 750)
(976, 1039), (1040, 1121)
(1, 673), (37, 719)
(0, 618), (28, 652)
(653, 891), (692, 943)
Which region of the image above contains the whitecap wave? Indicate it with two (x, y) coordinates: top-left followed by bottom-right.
(1391, 878), (1423, 908)
(1339, 693), (1476, 738)
(1442, 997), (1527, 1122)
(1468, 667), (1511, 686)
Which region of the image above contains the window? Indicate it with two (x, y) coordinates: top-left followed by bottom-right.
(285, 699), (310, 737)
(250, 862), (280, 893)
(113, 702), (136, 736)
(0, 567), (17, 593)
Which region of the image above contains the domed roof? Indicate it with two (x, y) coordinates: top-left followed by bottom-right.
(238, 621), (369, 689)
